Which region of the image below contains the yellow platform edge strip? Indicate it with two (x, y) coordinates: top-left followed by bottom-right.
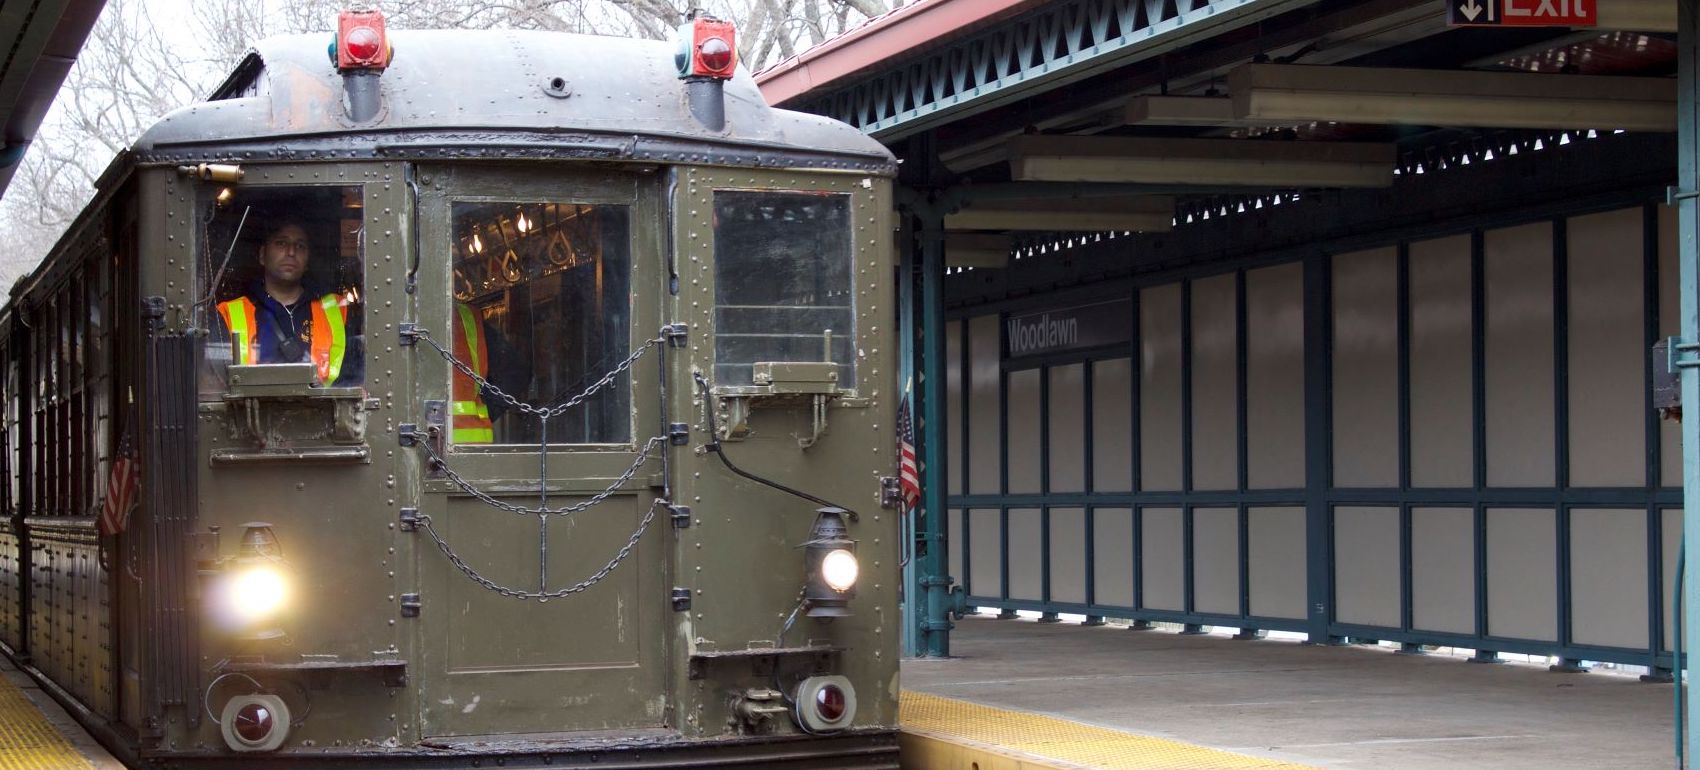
(0, 672), (93, 770)
(899, 691), (1316, 770)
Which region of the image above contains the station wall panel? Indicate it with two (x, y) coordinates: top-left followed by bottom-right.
(1486, 507), (1558, 641)
(1246, 264), (1305, 489)
(1141, 508), (1184, 611)
(1659, 207), (1680, 488)
(968, 508), (1001, 599)
(1049, 365), (1086, 494)
(1569, 508), (1647, 650)
(1408, 235), (1475, 488)
(1008, 508), (1043, 601)
(968, 316), (1002, 494)
(1248, 506), (1305, 619)
(1092, 508), (1135, 608)
(1007, 371), (1042, 494)
(1091, 358), (1134, 492)
(1140, 286), (1183, 491)
(1190, 276), (1238, 491)
(949, 509), (964, 595)
(1331, 249), (1399, 488)
(947, 319), (963, 496)
(1484, 224), (1556, 487)
(1566, 209), (1644, 487)
(1663, 508), (1682, 652)
(1334, 506), (1401, 628)
(1192, 507), (1238, 615)
(1412, 507), (1475, 635)
(1050, 508), (1087, 604)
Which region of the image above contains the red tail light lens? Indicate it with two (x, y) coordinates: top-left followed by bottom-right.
(345, 26), (382, 62)
(234, 702), (275, 743)
(815, 684), (847, 722)
(698, 37), (733, 73)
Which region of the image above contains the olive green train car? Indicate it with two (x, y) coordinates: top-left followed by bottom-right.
(0, 20), (901, 768)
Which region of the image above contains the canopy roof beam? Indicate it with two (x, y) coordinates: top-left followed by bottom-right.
(1010, 135), (1397, 187)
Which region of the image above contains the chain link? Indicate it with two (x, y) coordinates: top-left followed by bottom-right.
(416, 497), (663, 600)
(419, 436), (666, 516)
(414, 328), (661, 419)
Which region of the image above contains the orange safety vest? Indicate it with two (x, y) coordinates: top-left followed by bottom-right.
(216, 294), (349, 385)
(451, 304), (495, 444)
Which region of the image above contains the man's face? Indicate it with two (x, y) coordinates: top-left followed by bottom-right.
(258, 224), (311, 285)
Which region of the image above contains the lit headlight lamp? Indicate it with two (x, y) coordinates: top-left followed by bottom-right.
(209, 523), (292, 640)
(804, 507), (858, 618)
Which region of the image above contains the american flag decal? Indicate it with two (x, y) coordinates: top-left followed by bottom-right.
(98, 436), (138, 537)
(896, 383), (921, 510)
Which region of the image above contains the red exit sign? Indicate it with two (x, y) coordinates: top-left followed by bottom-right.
(1448, 0), (1596, 26)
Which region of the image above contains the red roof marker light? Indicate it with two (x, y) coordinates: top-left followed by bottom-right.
(335, 9), (391, 70)
(677, 15), (737, 79)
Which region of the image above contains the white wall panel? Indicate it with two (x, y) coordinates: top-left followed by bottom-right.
(1091, 358), (1134, 492)
(1567, 209), (1646, 487)
(968, 509), (1002, 598)
(1247, 264), (1306, 489)
(1332, 249), (1399, 487)
(1141, 508), (1184, 610)
(1193, 508), (1239, 614)
(1409, 236), (1475, 487)
(1140, 286), (1184, 491)
(1049, 508), (1087, 604)
(1049, 364), (1086, 493)
(1412, 507), (1475, 634)
(948, 509), (964, 593)
(1335, 506), (1401, 627)
(1009, 508), (1043, 601)
(1248, 507), (1306, 619)
(1569, 509), (1647, 649)
(1485, 224), (1556, 487)
(1664, 508), (1682, 651)
(1486, 507), (1557, 641)
(1093, 508), (1135, 608)
(1191, 276), (1239, 490)
(947, 319), (963, 496)
(1007, 369), (1042, 494)
(968, 315), (1003, 494)
(1660, 206), (1680, 487)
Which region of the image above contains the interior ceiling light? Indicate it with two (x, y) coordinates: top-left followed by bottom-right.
(1009, 135), (1395, 188)
(1227, 63), (1675, 132)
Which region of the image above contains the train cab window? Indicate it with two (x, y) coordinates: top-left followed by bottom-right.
(196, 186), (365, 398)
(450, 201), (632, 445)
(711, 191), (855, 388)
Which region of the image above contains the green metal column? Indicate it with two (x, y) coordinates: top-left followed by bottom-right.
(1681, 0), (1699, 754)
(917, 206), (953, 658)
(899, 206), (922, 658)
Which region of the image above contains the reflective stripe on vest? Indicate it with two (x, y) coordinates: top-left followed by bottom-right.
(216, 298), (259, 365)
(311, 294), (348, 385)
(451, 303), (494, 444)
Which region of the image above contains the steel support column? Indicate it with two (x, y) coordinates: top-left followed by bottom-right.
(917, 206), (954, 657)
(899, 208), (921, 658)
(1679, 0), (1700, 753)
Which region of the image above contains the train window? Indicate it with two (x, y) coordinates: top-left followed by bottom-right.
(196, 186), (365, 398)
(450, 201), (632, 445)
(711, 191), (855, 388)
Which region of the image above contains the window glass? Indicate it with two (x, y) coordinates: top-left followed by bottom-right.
(196, 186), (364, 398)
(711, 191), (855, 387)
(450, 201), (631, 445)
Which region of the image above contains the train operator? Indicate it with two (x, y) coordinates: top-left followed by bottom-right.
(215, 219), (358, 386)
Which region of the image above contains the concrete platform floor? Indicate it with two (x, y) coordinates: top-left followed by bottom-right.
(902, 616), (1676, 769)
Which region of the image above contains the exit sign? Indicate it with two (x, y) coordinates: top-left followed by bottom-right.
(1448, 0), (1596, 26)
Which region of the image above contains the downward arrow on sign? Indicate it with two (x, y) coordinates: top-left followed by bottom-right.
(1459, 0), (1483, 20)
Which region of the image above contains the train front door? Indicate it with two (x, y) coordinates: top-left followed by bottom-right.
(410, 165), (670, 737)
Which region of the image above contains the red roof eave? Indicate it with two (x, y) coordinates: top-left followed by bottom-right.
(755, 0), (1046, 107)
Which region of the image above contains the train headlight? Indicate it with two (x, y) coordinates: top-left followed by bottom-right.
(210, 523), (292, 640)
(228, 565), (289, 623)
(804, 508), (857, 618)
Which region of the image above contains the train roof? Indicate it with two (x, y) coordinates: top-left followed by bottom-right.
(134, 29), (894, 174)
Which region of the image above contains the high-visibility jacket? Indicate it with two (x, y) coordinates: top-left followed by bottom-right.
(451, 304), (495, 444)
(216, 293), (349, 385)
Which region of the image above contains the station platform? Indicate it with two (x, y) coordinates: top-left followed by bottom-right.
(900, 615), (1674, 769)
(0, 658), (117, 770)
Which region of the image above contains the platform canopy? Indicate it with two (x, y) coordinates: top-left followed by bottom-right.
(0, 0), (105, 197)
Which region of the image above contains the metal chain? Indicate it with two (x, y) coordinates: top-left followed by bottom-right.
(416, 497), (663, 600)
(419, 435), (666, 516)
(413, 329), (660, 419)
